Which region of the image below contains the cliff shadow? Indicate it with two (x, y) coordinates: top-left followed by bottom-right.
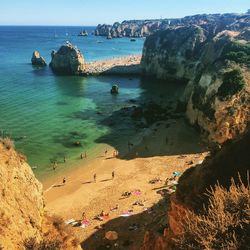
(81, 195), (169, 250)
(94, 76), (207, 159)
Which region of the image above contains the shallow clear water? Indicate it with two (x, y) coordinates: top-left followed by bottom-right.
(0, 26), (146, 179)
(0, 26), (186, 180)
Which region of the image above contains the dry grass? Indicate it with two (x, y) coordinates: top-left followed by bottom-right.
(24, 215), (80, 250)
(0, 137), (14, 150)
(174, 175), (250, 250)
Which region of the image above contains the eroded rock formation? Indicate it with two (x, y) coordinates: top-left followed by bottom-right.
(95, 13), (250, 38)
(0, 141), (44, 249)
(0, 140), (81, 249)
(50, 42), (85, 75)
(141, 13), (250, 144)
(31, 51), (47, 66)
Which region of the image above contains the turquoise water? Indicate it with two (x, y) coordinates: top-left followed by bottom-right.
(0, 26), (186, 181)
(0, 26), (146, 179)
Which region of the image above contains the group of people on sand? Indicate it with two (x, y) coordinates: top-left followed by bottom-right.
(52, 146), (121, 173)
(61, 171), (115, 185)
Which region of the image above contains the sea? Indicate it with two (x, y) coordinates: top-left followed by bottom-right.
(0, 26), (185, 181)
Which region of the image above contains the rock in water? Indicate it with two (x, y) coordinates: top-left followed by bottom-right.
(111, 84), (119, 94)
(31, 51), (47, 66)
(50, 42), (85, 75)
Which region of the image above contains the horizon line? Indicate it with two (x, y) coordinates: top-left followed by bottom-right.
(0, 10), (248, 27)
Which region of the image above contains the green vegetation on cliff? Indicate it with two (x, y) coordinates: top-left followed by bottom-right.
(217, 69), (245, 100)
(222, 41), (250, 67)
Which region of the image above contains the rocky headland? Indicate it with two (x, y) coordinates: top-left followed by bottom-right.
(141, 12), (250, 144)
(50, 42), (85, 75)
(95, 13), (250, 38)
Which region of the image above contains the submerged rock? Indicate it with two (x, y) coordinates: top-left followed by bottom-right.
(50, 42), (85, 75)
(31, 51), (47, 66)
(111, 84), (119, 94)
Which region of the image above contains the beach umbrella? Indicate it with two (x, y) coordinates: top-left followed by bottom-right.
(105, 231), (118, 241)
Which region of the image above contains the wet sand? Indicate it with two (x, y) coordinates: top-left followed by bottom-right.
(44, 118), (208, 249)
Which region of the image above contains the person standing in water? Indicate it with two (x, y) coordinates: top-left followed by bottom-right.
(53, 161), (57, 171)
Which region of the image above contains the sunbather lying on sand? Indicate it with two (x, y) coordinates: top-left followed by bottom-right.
(95, 210), (110, 221)
(110, 204), (119, 211)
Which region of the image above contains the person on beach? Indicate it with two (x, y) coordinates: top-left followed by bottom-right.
(112, 171), (115, 179)
(82, 212), (86, 220)
(105, 149), (108, 156)
(80, 153), (83, 159)
(53, 161), (57, 171)
(63, 156), (66, 163)
(62, 177), (66, 185)
(93, 173), (97, 183)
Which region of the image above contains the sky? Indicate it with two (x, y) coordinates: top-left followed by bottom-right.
(0, 0), (249, 26)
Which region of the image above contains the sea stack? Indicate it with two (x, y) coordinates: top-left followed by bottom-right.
(31, 51), (47, 66)
(50, 42), (85, 75)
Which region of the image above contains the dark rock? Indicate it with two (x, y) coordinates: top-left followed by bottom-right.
(110, 85), (119, 94)
(31, 51), (46, 66)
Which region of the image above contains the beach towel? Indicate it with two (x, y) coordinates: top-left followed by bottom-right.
(98, 215), (110, 221)
(120, 211), (133, 217)
(132, 190), (141, 196)
(173, 171), (182, 177)
(65, 219), (75, 225)
(81, 219), (90, 225)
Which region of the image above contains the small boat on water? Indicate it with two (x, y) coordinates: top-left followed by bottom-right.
(130, 38), (136, 42)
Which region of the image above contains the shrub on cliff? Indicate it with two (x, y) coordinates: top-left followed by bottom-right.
(217, 69), (245, 100)
(24, 215), (80, 250)
(0, 137), (14, 150)
(174, 176), (250, 250)
(222, 41), (250, 67)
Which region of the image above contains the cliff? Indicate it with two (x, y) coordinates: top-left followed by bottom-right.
(95, 13), (250, 38)
(140, 129), (250, 250)
(141, 13), (250, 144)
(0, 138), (80, 250)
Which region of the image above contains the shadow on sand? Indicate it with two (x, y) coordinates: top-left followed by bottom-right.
(81, 194), (170, 250)
(93, 76), (206, 159)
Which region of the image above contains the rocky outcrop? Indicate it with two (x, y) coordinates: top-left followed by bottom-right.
(0, 139), (81, 249)
(176, 128), (250, 210)
(50, 42), (85, 75)
(141, 13), (250, 144)
(0, 140), (44, 249)
(95, 13), (250, 38)
(31, 51), (46, 66)
(140, 128), (250, 250)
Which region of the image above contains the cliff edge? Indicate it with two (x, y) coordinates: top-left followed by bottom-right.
(141, 13), (250, 143)
(0, 138), (81, 250)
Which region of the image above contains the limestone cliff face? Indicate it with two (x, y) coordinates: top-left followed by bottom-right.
(0, 142), (44, 249)
(50, 42), (85, 75)
(95, 13), (250, 38)
(0, 141), (81, 249)
(140, 129), (250, 250)
(141, 13), (250, 144)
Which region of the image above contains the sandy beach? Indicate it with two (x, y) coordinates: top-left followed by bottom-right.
(85, 55), (142, 75)
(44, 118), (208, 249)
